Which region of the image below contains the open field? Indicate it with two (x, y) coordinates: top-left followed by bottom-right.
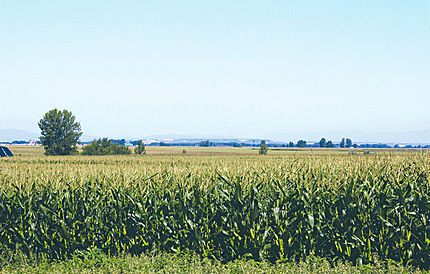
(5, 144), (419, 157)
(1, 146), (429, 272)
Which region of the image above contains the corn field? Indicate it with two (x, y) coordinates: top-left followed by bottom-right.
(0, 151), (429, 268)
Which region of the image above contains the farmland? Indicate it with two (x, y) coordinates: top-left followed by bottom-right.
(0, 146), (429, 272)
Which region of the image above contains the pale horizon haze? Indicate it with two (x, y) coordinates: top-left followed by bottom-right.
(1, 1), (429, 141)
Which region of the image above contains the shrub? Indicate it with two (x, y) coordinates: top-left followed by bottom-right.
(259, 140), (268, 154)
(134, 141), (146, 155)
(82, 138), (131, 155)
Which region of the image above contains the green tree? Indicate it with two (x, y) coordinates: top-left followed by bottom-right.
(319, 138), (327, 148)
(340, 138), (346, 148)
(38, 109), (82, 155)
(326, 140), (334, 148)
(288, 141), (295, 147)
(259, 140), (268, 154)
(346, 138), (352, 148)
(134, 140), (146, 155)
(82, 138), (131, 155)
(199, 140), (211, 147)
(297, 140), (307, 147)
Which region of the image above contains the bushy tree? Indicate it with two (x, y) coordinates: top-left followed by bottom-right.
(259, 140), (268, 154)
(340, 138), (352, 148)
(326, 141), (334, 148)
(340, 138), (345, 148)
(82, 138), (131, 155)
(199, 140), (211, 147)
(297, 140), (307, 147)
(38, 109), (82, 155)
(288, 141), (295, 147)
(134, 140), (146, 155)
(319, 138), (327, 148)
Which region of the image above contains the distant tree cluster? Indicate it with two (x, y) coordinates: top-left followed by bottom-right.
(199, 140), (212, 147)
(319, 138), (334, 148)
(111, 139), (126, 146)
(297, 140), (307, 147)
(82, 138), (131, 155)
(38, 108), (398, 156)
(340, 138), (355, 148)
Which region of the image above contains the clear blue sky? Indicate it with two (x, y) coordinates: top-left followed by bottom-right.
(1, 1), (429, 140)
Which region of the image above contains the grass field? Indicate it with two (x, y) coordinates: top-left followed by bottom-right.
(1, 145), (429, 272)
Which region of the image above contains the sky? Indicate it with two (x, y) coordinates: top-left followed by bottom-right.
(1, 1), (429, 141)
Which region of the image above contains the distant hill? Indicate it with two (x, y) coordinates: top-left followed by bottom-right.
(0, 129), (99, 143)
(0, 129), (39, 142)
(265, 130), (430, 144)
(2, 128), (430, 145)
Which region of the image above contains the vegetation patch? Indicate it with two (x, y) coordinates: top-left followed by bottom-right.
(82, 138), (131, 155)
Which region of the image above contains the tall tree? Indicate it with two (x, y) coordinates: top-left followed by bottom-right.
(38, 109), (82, 155)
(259, 140), (268, 154)
(319, 138), (327, 148)
(326, 141), (334, 148)
(134, 140), (146, 155)
(346, 138), (352, 148)
(340, 138), (346, 148)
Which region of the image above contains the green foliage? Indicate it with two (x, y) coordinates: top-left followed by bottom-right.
(200, 140), (211, 147)
(319, 138), (327, 148)
(0, 165), (429, 269)
(134, 141), (146, 155)
(346, 138), (352, 148)
(340, 138), (352, 148)
(0, 251), (418, 273)
(259, 140), (268, 154)
(82, 138), (131, 155)
(38, 109), (82, 155)
(320, 138), (334, 148)
(297, 140), (307, 148)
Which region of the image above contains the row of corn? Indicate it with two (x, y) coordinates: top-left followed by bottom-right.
(0, 162), (429, 268)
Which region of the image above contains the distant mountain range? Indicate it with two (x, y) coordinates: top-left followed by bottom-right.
(265, 130), (430, 144)
(0, 129), (96, 142)
(0, 129), (39, 142)
(1, 128), (430, 145)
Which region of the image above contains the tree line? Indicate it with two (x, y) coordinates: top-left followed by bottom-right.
(38, 109), (145, 156)
(38, 109), (359, 156)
